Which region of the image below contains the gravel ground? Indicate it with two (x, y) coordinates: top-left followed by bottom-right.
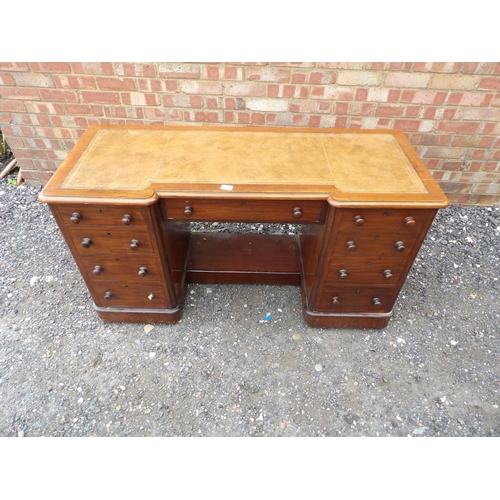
(1, 174), (499, 438)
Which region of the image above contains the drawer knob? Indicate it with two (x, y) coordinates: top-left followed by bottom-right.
(372, 297), (381, 307)
(405, 216), (416, 227)
(354, 215), (365, 226)
(339, 269), (348, 279)
(395, 241), (405, 252)
(383, 269), (393, 280)
(138, 266), (148, 277)
(347, 241), (356, 252)
(70, 212), (82, 224)
(81, 238), (92, 248)
(93, 265), (103, 275)
(122, 214), (133, 225)
(293, 207), (302, 219)
(148, 293), (155, 300)
(184, 206), (193, 217)
(332, 296), (340, 306)
(130, 239), (140, 251)
(104, 291), (113, 300)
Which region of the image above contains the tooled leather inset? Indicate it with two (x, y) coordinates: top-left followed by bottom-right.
(61, 129), (428, 195)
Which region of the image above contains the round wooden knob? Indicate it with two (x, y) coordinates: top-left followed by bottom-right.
(405, 216), (416, 227)
(339, 269), (348, 279)
(122, 214), (133, 225)
(383, 269), (393, 280)
(395, 241), (405, 252)
(130, 239), (140, 250)
(347, 241), (356, 252)
(372, 298), (381, 307)
(93, 265), (103, 276)
(104, 291), (113, 300)
(138, 266), (148, 277)
(293, 207), (302, 219)
(81, 238), (92, 248)
(354, 215), (365, 226)
(184, 206), (193, 217)
(332, 297), (340, 306)
(70, 212), (82, 224)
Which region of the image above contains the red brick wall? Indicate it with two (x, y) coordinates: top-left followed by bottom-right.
(1, 62), (499, 205)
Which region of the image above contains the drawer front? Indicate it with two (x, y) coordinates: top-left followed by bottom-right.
(332, 229), (419, 259)
(163, 199), (326, 223)
(317, 286), (397, 313)
(56, 205), (148, 227)
(91, 282), (168, 309)
(338, 208), (436, 231)
(327, 257), (406, 286)
(67, 227), (154, 254)
(79, 254), (163, 282)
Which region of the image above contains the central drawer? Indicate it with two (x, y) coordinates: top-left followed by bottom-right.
(162, 199), (326, 223)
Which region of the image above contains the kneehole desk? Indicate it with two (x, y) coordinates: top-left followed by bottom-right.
(39, 125), (449, 328)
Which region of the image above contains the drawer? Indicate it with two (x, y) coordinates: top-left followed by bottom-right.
(79, 254), (163, 282)
(56, 204), (148, 227)
(317, 286), (397, 313)
(337, 208), (436, 231)
(67, 227), (154, 254)
(163, 198), (326, 223)
(327, 257), (406, 285)
(91, 282), (168, 309)
(331, 229), (420, 259)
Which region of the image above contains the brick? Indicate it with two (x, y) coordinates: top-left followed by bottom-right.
(0, 62), (29, 71)
(368, 63), (386, 70)
(96, 77), (137, 91)
(312, 87), (354, 100)
(113, 63), (156, 77)
(0, 87), (40, 100)
(376, 105), (405, 117)
(64, 103), (103, 116)
(290, 100), (330, 114)
(246, 98), (288, 112)
(224, 98), (245, 110)
(0, 100), (26, 112)
(270, 62), (316, 68)
(413, 62), (461, 73)
(28, 62), (72, 73)
(206, 97), (221, 109)
(401, 90), (447, 104)
(429, 74), (479, 90)
(236, 112), (250, 124)
(366, 89), (389, 102)
(158, 63), (200, 79)
(225, 82), (266, 97)
(224, 111), (235, 122)
(202, 66), (220, 80)
(463, 107), (500, 121)
(337, 71), (382, 86)
(223, 66), (244, 80)
(80, 91), (120, 104)
(54, 75), (97, 89)
(0, 73), (15, 85)
(143, 108), (183, 121)
(308, 115), (321, 127)
(251, 113), (265, 125)
(463, 62), (500, 75)
(478, 77), (500, 90)
(181, 81), (223, 95)
(317, 62), (363, 69)
(437, 121), (481, 134)
(393, 119), (422, 132)
(39, 89), (79, 102)
(121, 92), (159, 106)
(385, 72), (431, 88)
(194, 111), (222, 122)
(34, 127), (74, 139)
(71, 62), (114, 75)
(355, 88), (368, 101)
(25, 102), (65, 114)
(423, 146), (465, 159)
(247, 67), (291, 83)
(388, 63), (412, 71)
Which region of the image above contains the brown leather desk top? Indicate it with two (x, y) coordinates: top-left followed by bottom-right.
(39, 125), (449, 208)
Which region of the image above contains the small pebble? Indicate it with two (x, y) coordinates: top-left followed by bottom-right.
(315, 364), (323, 372)
(292, 333), (301, 341)
(144, 324), (154, 334)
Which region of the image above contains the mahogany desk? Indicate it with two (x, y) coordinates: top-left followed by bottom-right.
(39, 125), (449, 328)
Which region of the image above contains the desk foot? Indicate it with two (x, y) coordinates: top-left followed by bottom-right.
(94, 304), (183, 324)
(302, 307), (392, 329)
